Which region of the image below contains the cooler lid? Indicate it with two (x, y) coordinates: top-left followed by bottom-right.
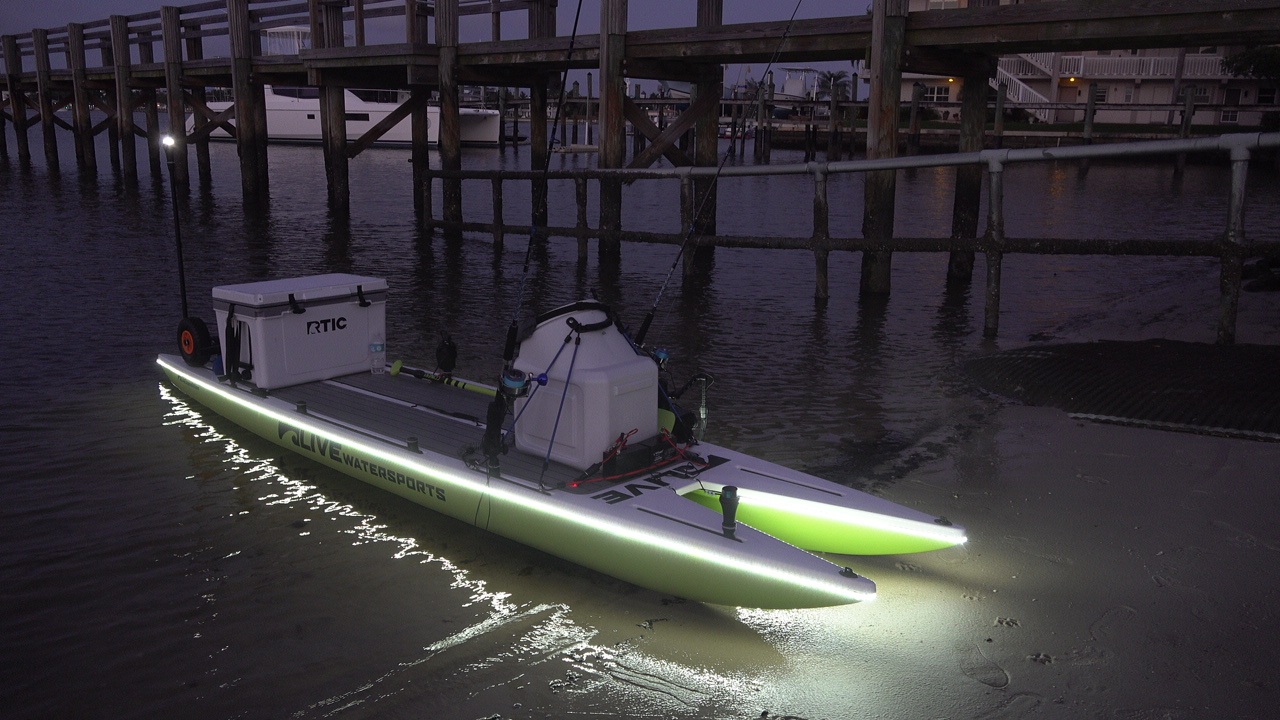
(212, 273), (387, 308)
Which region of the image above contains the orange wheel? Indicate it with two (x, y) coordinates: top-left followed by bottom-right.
(177, 317), (213, 366)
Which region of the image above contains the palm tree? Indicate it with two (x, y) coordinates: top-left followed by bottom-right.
(816, 70), (852, 102)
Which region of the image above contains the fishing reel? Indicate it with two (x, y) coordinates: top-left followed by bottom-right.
(499, 369), (548, 400)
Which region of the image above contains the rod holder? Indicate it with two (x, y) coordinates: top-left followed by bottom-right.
(719, 485), (739, 539)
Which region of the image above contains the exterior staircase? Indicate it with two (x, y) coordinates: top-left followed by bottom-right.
(991, 64), (1055, 123)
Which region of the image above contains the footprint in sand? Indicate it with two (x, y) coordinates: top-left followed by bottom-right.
(957, 641), (1010, 689)
(1089, 604), (1136, 643)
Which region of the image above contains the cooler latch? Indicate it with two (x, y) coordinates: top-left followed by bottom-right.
(288, 293), (306, 314)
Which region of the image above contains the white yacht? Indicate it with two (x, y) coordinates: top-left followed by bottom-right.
(192, 85), (502, 147)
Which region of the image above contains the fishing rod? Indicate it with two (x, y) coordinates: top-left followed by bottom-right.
(481, 0), (588, 473)
(633, 0), (808, 347)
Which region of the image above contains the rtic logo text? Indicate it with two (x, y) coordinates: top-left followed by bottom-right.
(306, 317), (347, 335)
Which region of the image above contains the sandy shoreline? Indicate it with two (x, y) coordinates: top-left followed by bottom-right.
(428, 404), (1280, 719)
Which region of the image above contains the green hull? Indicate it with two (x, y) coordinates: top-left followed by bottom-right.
(682, 488), (964, 555)
(159, 356), (875, 608)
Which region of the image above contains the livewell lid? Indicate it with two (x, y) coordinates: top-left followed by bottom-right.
(212, 273), (387, 308)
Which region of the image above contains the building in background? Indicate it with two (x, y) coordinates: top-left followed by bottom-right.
(893, 0), (1279, 127)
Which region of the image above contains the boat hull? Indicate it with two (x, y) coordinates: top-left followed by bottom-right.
(158, 355), (875, 608)
(191, 87), (502, 147)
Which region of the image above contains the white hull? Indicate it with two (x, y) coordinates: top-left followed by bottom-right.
(193, 87), (502, 147)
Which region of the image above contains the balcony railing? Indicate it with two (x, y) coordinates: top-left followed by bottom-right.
(1000, 54), (1231, 81)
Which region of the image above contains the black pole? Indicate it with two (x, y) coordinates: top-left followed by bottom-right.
(163, 135), (189, 319)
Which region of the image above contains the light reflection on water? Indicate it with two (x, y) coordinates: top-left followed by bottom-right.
(160, 383), (777, 719)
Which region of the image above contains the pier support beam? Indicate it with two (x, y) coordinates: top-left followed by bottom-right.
(528, 1), (556, 234)
(947, 57), (996, 288)
(3, 35), (32, 164)
(408, 0), (432, 220)
(68, 23), (97, 172)
(861, 0), (908, 297)
(314, 0), (349, 215)
(162, 7), (189, 190)
(686, 0), (723, 276)
(598, 0), (627, 259)
(138, 34), (164, 181)
(110, 16), (140, 184)
(32, 29), (61, 171)
(228, 0), (268, 203)
(438, 0), (462, 230)
(184, 33), (211, 184)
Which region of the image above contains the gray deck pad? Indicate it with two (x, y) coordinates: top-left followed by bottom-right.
(268, 371), (585, 487)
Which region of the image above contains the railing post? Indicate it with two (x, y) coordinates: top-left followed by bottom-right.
(993, 81), (1007, 149)
(1218, 146), (1250, 345)
(1176, 93), (1195, 173)
(1083, 81), (1097, 144)
(575, 177), (589, 264)
(983, 158), (1006, 338)
(907, 81), (923, 155)
(492, 177), (505, 252)
(813, 168), (830, 300)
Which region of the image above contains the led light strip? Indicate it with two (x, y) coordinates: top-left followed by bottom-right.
(159, 357), (875, 604)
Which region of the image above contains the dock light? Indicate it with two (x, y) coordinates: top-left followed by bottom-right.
(162, 134), (175, 148)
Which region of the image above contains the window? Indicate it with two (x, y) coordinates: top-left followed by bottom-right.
(271, 86), (319, 99)
(1260, 88), (1278, 105)
(923, 85), (950, 103)
(1093, 85), (1108, 103)
(927, 1), (961, 9)
(1177, 85), (1212, 103)
(344, 113), (371, 122)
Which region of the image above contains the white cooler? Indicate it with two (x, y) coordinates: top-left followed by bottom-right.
(212, 274), (387, 390)
(512, 303), (658, 471)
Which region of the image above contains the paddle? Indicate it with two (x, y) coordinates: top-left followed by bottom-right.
(389, 360), (497, 397)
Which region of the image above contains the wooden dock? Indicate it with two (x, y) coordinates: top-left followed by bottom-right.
(3, 0), (1280, 316)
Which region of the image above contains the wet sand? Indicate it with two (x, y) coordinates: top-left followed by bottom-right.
(371, 404), (1280, 719)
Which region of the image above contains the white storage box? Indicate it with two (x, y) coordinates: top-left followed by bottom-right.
(212, 274), (387, 390)
(513, 302), (658, 471)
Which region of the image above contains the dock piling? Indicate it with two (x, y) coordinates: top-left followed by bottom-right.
(4, 35), (32, 164)
(861, 0), (908, 297)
